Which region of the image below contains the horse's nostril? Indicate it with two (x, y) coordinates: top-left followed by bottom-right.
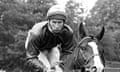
(91, 66), (97, 72)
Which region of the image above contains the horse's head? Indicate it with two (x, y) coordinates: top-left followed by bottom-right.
(78, 22), (105, 72)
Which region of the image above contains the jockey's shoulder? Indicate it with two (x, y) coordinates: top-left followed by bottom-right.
(28, 21), (48, 36)
(64, 24), (73, 34)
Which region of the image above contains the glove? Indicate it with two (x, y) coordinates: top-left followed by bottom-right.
(27, 58), (47, 72)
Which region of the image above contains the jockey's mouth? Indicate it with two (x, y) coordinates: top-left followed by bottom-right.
(52, 30), (62, 33)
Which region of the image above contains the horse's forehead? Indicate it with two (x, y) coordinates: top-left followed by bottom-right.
(88, 41), (100, 55)
(88, 41), (98, 48)
(79, 38), (92, 47)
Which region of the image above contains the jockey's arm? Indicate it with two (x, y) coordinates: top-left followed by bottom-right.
(60, 29), (76, 60)
(25, 31), (43, 69)
(59, 30), (76, 70)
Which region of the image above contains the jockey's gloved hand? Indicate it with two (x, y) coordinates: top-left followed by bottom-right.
(27, 58), (47, 72)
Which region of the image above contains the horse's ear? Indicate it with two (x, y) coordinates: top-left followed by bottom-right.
(79, 22), (87, 38)
(96, 26), (105, 41)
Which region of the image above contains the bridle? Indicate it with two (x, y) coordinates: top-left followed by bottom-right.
(77, 36), (100, 66)
(78, 36), (91, 46)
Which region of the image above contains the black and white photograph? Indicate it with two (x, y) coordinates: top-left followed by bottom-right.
(0, 0), (120, 72)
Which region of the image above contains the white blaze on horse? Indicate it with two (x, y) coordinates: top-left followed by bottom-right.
(77, 22), (105, 72)
(88, 42), (104, 72)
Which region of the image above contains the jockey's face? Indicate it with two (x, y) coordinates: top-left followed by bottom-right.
(48, 19), (64, 33)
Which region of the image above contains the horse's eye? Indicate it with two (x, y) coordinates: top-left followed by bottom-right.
(81, 46), (87, 50)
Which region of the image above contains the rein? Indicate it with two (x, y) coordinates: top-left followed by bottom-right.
(78, 36), (91, 46)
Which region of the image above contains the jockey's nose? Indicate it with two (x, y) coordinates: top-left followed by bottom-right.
(55, 24), (59, 28)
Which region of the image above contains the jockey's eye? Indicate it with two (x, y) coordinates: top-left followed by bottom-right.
(58, 21), (63, 24)
(52, 21), (57, 24)
(81, 41), (88, 47)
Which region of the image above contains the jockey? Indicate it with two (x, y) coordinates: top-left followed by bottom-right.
(25, 5), (76, 71)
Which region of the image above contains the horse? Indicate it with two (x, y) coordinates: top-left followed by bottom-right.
(77, 22), (105, 72)
(64, 23), (105, 72)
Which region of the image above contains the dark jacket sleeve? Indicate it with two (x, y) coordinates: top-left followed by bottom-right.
(25, 31), (41, 67)
(26, 31), (40, 59)
(25, 29), (44, 69)
(62, 33), (76, 55)
(25, 31), (48, 70)
(61, 25), (76, 55)
(25, 22), (47, 59)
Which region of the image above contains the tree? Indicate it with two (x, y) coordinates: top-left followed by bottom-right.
(66, 0), (85, 42)
(0, 0), (56, 72)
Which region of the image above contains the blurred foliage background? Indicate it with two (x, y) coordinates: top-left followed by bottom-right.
(0, 0), (120, 72)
